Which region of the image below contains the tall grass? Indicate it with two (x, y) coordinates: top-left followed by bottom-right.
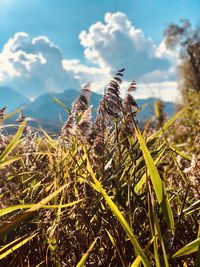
(0, 71), (199, 266)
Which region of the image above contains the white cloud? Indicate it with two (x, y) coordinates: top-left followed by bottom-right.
(0, 32), (80, 98)
(0, 12), (180, 102)
(79, 12), (175, 81)
(62, 59), (110, 93)
(78, 12), (179, 101)
(136, 81), (181, 103)
(138, 66), (177, 83)
(118, 80), (180, 103)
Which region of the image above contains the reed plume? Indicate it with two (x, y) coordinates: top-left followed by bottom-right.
(61, 84), (92, 146)
(0, 106), (6, 120)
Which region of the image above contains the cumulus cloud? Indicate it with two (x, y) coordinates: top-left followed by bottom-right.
(62, 59), (111, 93)
(79, 12), (176, 81)
(0, 32), (79, 98)
(136, 81), (181, 102)
(0, 12), (179, 101)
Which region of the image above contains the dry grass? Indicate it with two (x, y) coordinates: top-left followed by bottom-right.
(0, 71), (199, 266)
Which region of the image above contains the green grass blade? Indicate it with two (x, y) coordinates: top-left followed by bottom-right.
(51, 94), (71, 113)
(85, 149), (151, 267)
(76, 238), (98, 267)
(172, 238), (200, 258)
(134, 125), (174, 234)
(194, 225), (200, 267)
(0, 107), (25, 123)
(170, 145), (192, 161)
(107, 231), (126, 267)
(0, 200), (82, 217)
(147, 108), (185, 141)
(194, 224), (200, 266)
(0, 156), (21, 169)
(0, 233), (37, 260)
(130, 236), (156, 267)
(182, 200), (200, 214)
(40, 128), (57, 149)
(0, 183), (68, 237)
(0, 120), (26, 162)
(130, 256), (142, 267)
(35, 261), (46, 267)
(153, 207), (169, 267)
(134, 146), (166, 193)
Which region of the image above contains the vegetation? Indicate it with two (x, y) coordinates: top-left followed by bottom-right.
(0, 65), (199, 267)
(0, 20), (200, 267)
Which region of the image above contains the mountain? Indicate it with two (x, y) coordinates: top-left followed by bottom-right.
(25, 88), (101, 119)
(136, 97), (176, 121)
(23, 89), (176, 133)
(0, 86), (29, 112)
(0, 85), (176, 133)
(24, 89), (102, 132)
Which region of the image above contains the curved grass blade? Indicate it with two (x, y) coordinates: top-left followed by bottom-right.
(84, 149), (151, 267)
(130, 236), (156, 267)
(172, 238), (200, 258)
(153, 205), (169, 267)
(0, 120), (26, 162)
(134, 145), (166, 193)
(76, 238), (98, 267)
(134, 124), (174, 234)
(0, 200), (82, 217)
(147, 108), (186, 142)
(181, 200), (200, 214)
(170, 145), (192, 161)
(0, 183), (68, 237)
(107, 231), (126, 267)
(130, 256), (142, 267)
(40, 128), (57, 149)
(0, 107), (25, 123)
(0, 233), (37, 260)
(51, 94), (71, 113)
(0, 156), (21, 169)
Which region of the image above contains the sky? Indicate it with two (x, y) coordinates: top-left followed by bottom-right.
(0, 0), (199, 101)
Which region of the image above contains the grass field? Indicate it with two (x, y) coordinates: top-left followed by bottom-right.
(0, 71), (199, 266)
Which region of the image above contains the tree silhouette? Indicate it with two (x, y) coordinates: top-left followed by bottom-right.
(164, 20), (200, 92)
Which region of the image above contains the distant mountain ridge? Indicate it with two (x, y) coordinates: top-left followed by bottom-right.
(24, 89), (176, 132)
(1, 87), (176, 133)
(24, 89), (102, 132)
(0, 86), (29, 112)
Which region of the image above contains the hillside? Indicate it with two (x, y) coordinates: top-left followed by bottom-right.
(23, 89), (176, 132)
(0, 87), (29, 112)
(23, 89), (102, 132)
(1, 87), (176, 132)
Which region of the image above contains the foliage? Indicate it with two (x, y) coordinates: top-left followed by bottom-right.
(164, 20), (200, 93)
(0, 71), (199, 266)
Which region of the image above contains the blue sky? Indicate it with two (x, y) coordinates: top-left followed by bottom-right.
(0, 0), (199, 101)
